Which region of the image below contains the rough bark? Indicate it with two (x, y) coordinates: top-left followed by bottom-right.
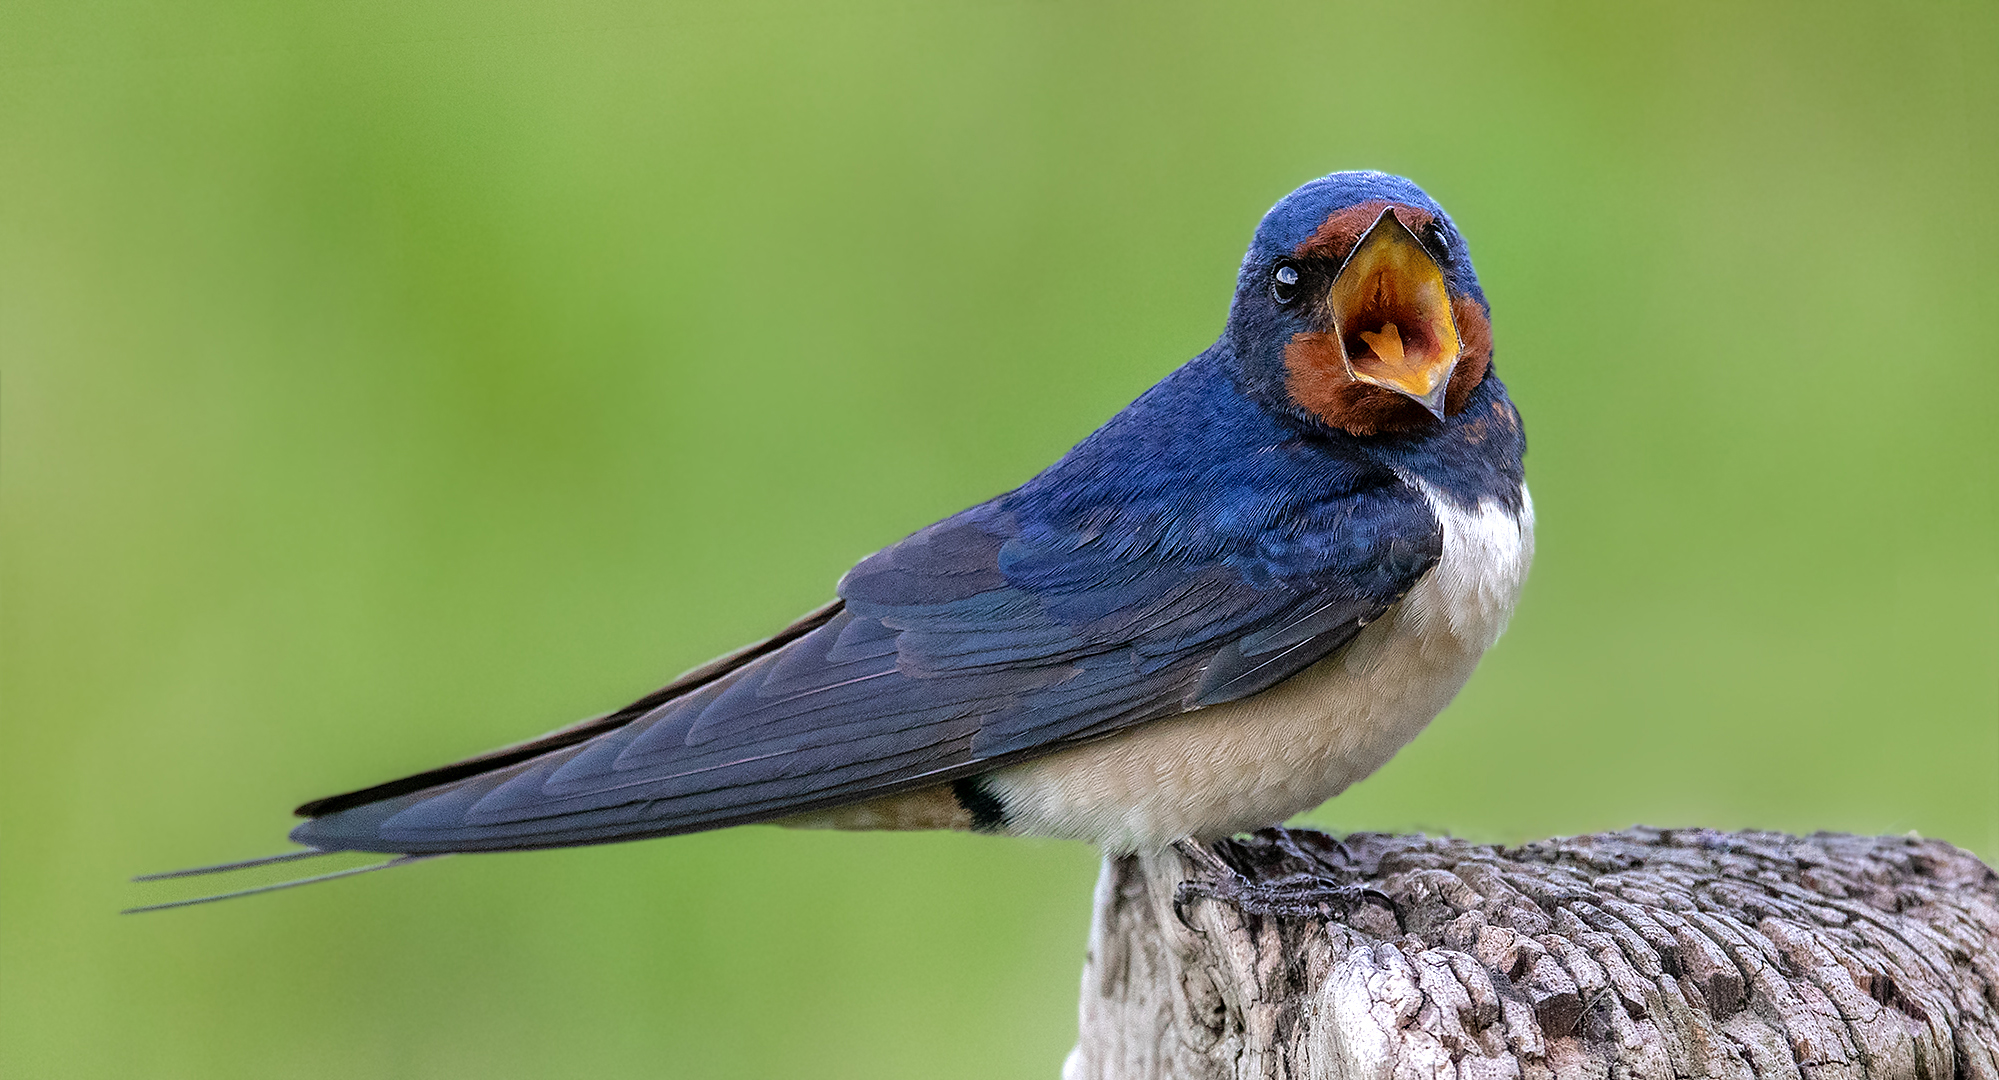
(1066, 827), (1999, 1080)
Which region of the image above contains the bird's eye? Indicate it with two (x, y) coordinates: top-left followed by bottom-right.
(1423, 221), (1450, 257)
(1271, 263), (1300, 304)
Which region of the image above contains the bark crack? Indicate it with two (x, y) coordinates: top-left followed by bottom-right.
(1066, 827), (1999, 1080)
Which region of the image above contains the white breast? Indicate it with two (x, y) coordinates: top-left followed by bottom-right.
(985, 481), (1534, 852)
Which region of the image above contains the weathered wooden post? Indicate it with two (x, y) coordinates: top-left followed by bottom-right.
(1066, 827), (1999, 1079)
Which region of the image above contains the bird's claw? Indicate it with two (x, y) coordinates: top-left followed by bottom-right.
(1174, 863), (1397, 925)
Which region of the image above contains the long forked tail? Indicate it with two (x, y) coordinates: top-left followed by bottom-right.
(123, 849), (449, 914)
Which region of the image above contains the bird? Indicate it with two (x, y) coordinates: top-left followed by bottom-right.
(131, 170), (1532, 910)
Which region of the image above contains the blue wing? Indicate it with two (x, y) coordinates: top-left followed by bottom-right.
(291, 366), (1443, 853)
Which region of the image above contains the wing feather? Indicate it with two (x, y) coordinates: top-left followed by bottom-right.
(293, 463), (1441, 853)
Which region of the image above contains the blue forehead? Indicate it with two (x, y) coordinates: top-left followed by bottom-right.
(1250, 171), (1445, 256)
(1243, 171), (1480, 302)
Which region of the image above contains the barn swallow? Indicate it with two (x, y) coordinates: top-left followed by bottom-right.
(132, 171), (1531, 909)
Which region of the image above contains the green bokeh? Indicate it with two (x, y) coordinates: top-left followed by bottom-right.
(5, 2), (1995, 1076)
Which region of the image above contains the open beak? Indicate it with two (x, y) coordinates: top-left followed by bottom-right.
(1325, 209), (1463, 419)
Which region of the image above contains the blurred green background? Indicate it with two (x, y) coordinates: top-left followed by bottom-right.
(4, 1), (1995, 1076)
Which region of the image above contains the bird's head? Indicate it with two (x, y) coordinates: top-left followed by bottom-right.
(1225, 172), (1493, 437)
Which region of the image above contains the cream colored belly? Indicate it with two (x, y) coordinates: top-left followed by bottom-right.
(981, 600), (1476, 850)
(984, 483), (1533, 852)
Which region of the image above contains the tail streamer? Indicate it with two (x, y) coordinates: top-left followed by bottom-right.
(124, 853), (449, 914)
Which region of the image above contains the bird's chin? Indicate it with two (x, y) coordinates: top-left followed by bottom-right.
(1280, 339), (1452, 437)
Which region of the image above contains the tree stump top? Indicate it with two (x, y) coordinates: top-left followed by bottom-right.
(1070, 827), (1999, 1079)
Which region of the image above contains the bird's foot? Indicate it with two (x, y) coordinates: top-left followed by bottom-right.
(1175, 871), (1396, 921)
(1169, 837), (1397, 925)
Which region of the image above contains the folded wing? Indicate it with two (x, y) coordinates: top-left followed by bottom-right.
(293, 480), (1440, 854)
